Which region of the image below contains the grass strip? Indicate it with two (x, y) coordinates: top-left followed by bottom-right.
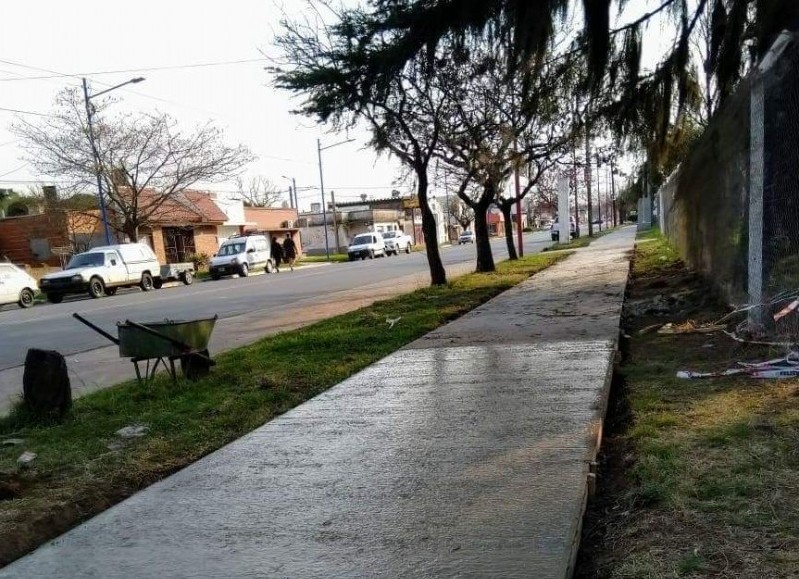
(576, 229), (799, 578)
(0, 251), (568, 567)
(543, 226), (620, 252)
(298, 253), (350, 263)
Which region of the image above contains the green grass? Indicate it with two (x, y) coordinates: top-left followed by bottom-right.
(0, 251), (569, 566)
(577, 229), (799, 578)
(298, 253), (350, 263)
(543, 226), (620, 252)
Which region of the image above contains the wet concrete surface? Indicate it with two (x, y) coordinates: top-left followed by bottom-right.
(0, 228), (636, 578)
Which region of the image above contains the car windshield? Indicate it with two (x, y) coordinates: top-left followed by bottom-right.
(352, 235), (373, 245)
(67, 253), (105, 268)
(461, 231), (472, 236)
(382, 232), (397, 239)
(218, 243), (245, 256)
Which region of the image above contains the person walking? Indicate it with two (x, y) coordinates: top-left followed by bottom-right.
(271, 236), (284, 273)
(282, 233), (298, 271)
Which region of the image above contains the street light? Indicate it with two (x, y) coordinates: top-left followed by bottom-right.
(281, 175), (297, 209)
(82, 76), (145, 245)
(317, 137), (354, 260)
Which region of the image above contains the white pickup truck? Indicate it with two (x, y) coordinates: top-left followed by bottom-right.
(381, 230), (413, 255)
(40, 243), (161, 303)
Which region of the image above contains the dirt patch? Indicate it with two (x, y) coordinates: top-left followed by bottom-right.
(575, 235), (799, 578)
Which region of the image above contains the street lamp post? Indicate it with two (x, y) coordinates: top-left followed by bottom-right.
(82, 76), (145, 245)
(281, 175), (297, 209)
(317, 137), (354, 260)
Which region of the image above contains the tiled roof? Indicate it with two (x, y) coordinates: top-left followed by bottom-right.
(117, 188), (229, 224)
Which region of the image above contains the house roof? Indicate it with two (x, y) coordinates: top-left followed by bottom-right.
(121, 188), (229, 224)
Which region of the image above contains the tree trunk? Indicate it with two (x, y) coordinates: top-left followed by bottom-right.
(473, 202), (495, 272)
(123, 222), (139, 243)
(417, 169), (447, 286)
(500, 202), (517, 260)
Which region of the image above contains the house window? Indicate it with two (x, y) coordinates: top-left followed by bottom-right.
(163, 227), (196, 263)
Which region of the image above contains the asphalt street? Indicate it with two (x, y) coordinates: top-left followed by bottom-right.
(0, 232), (552, 372)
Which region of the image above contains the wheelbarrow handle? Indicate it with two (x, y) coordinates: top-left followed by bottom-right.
(123, 319), (214, 364)
(73, 313), (120, 345)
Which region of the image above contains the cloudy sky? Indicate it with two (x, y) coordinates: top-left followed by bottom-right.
(0, 0), (667, 210)
(0, 0), (406, 210)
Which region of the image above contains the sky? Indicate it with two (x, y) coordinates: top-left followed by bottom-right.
(0, 0), (671, 211)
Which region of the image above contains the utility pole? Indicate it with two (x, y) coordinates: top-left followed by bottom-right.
(82, 76), (145, 244)
(609, 156), (617, 227)
(316, 139), (331, 259)
(316, 137), (354, 260)
(584, 126), (594, 237)
(595, 152), (602, 231)
(514, 156), (524, 257)
(443, 165), (451, 243)
(330, 190), (339, 253)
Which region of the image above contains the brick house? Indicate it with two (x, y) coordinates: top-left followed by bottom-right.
(242, 206), (302, 255)
(135, 190), (229, 263)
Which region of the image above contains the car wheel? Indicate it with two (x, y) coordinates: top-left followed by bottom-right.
(181, 271), (194, 285)
(18, 288), (35, 309)
(153, 277), (164, 289)
(140, 272), (154, 291)
(265, 260), (275, 273)
(211, 272), (221, 281)
(405, 244), (411, 254)
(239, 263), (249, 277)
(88, 277), (105, 299)
(46, 293), (64, 304)
(105, 287), (118, 296)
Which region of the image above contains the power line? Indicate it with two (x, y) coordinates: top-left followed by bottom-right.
(0, 58), (268, 82)
(0, 106), (54, 117)
(0, 164), (28, 179)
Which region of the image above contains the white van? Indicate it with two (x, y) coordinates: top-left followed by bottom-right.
(0, 263), (38, 309)
(347, 232), (386, 260)
(40, 243), (161, 303)
(209, 234), (274, 280)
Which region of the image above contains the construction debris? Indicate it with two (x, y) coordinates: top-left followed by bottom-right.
(678, 353), (799, 379)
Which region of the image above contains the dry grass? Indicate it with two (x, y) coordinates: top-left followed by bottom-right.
(575, 230), (799, 579)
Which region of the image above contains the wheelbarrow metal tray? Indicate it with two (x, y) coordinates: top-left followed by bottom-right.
(117, 317), (216, 359)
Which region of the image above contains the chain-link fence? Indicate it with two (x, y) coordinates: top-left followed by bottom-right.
(659, 34), (799, 334)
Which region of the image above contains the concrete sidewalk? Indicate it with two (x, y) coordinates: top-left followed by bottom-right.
(1, 227), (636, 579)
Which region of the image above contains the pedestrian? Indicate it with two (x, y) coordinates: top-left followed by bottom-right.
(271, 236), (284, 273)
(283, 233), (298, 271)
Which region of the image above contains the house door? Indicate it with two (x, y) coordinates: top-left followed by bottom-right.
(163, 227), (196, 263)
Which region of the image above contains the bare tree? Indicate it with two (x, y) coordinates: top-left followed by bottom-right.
(447, 196), (474, 230)
(235, 175), (283, 207)
(274, 6), (450, 285)
(13, 87), (254, 241)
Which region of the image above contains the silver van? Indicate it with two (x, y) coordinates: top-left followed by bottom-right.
(209, 235), (275, 279)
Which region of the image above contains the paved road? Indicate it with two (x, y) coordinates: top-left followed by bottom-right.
(0, 232), (551, 372)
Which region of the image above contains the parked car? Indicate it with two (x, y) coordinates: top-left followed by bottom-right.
(550, 219), (579, 242)
(209, 234), (274, 280)
(382, 230), (413, 255)
(347, 233), (386, 260)
(458, 230), (475, 244)
(0, 262), (38, 309)
(40, 243), (161, 303)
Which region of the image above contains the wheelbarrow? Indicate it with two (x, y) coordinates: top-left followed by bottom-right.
(73, 313), (218, 386)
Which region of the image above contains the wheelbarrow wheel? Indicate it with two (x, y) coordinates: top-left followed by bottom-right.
(180, 349), (213, 381)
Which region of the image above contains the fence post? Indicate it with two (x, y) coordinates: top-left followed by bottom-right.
(747, 30), (794, 326)
(748, 74), (765, 326)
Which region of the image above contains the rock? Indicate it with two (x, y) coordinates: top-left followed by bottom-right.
(106, 440), (126, 452)
(1, 439), (25, 447)
(22, 349), (71, 416)
(115, 425), (149, 439)
(17, 451), (37, 468)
